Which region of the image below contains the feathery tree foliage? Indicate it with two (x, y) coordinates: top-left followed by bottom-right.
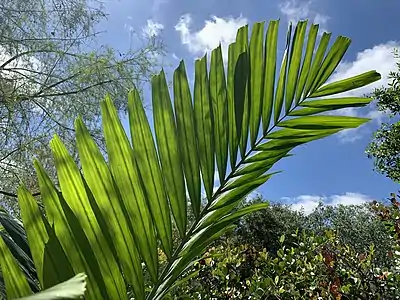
(0, 0), (164, 213)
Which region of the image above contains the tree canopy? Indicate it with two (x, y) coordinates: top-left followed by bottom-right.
(0, 0), (165, 213)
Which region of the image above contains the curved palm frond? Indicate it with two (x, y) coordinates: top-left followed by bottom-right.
(0, 20), (381, 299)
(0, 209), (39, 298)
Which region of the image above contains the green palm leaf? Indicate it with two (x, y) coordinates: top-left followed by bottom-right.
(102, 95), (159, 284)
(262, 20), (279, 132)
(248, 22), (265, 146)
(17, 273), (87, 300)
(18, 186), (74, 289)
(194, 56), (215, 200)
(34, 161), (106, 300)
(152, 72), (187, 240)
(75, 117), (145, 299)
(0, 229), (32, 299)
(173, 61), (201, 219)
(0, 19), (381, 300)
(210, 45), (229, 182)
(0, 209), (39, 297)
(50, 136), (126, 299)
(237, 26), (250, 157)
(129, 85), (173, 259)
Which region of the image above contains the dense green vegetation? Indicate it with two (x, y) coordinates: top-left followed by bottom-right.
(169, 199), (400, 299)
(1, 7), (400, 300)
(367, 49), (400, 183)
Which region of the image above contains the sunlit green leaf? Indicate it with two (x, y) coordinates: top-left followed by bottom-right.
(274, 23), (292, 123)
(50, 136), (126, 299)
(17, 273), (87, 300)
(153, 71), (187, 239)
(34, 161), (105, 300)
(227, 42), (240, 169)
(262, 20), (279, 132)
(209, 175), (272, 210)
(18, 186), (73, 289)
(249, 22), (265, 146)
(310, 36), (351, 93)
(236, 26), (250, 157)
(75, 118), (144, 299)
(194, 55), (215, 201)
(278, 115), (369, 129)
(294, 24), (318, 104)
(309, 71), (382, 98)
(210, 45), (229, 182)
(285, 20), (307, 113)
(103, 95), (159, 281)
(303, 32), (331, 98)
(290, 97), (371, 116)
(0, 233), (32, 299)
(174, 61), (201, 219)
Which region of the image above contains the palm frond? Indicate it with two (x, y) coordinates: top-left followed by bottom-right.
(0, 20), (381, 300)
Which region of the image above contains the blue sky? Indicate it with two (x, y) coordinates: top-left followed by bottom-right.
(98, 0), (400, 213)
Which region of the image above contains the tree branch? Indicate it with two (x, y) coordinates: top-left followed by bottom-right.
(0, 190), (40, 198)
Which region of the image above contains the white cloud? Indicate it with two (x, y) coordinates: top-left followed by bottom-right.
(142, 19), (164, 37)
(279, 0), (329, 32)
(329, 42), (399, 97)
(326, 42), (400, 142)
(175, 14), (248, 62)
(282, 192), (373, 215)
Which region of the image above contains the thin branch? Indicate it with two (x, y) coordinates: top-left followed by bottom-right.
(0, 30), (105, 43)
(30, 100), (75, 132)
(0, 190), (40, 198)
(0, 49), (85, 70)
(0, 147), (22, 163)
(21, 79), (115, 101)
(2, 67), (64, 80)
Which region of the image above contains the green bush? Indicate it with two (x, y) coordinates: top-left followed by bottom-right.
(169, 228), (400, 299)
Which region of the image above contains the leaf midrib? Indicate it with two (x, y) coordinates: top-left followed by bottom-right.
(148, 95), (312, 299)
